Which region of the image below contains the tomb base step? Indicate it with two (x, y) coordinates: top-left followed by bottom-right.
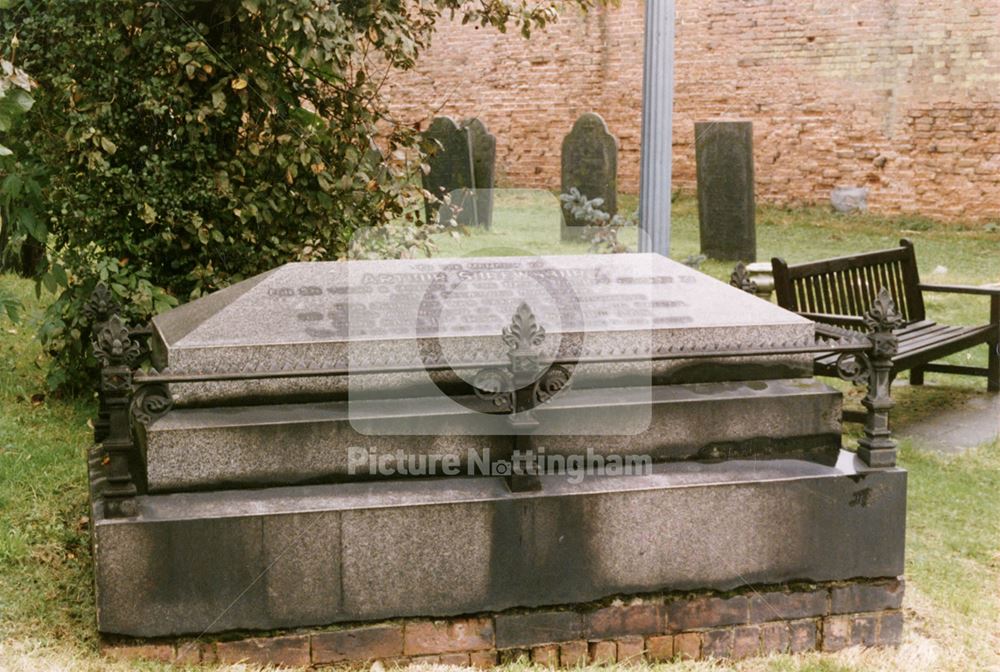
(91, 450), (905, 638)
(142, 378), (843, 493)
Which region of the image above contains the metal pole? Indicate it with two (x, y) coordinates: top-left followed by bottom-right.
(638, 0), (676, 256)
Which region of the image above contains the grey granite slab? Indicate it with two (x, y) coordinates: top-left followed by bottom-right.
(151, 254), (815, 405)
(141, 378), (841, 493)
(92, 451), (906, 637)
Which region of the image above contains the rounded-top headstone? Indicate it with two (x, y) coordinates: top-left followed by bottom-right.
(561, 112), (619, 240)
(421, 116), (478, 227)
(462, 117), (496, 229)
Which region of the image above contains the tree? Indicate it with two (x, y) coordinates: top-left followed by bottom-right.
(0, 0), (600, 390)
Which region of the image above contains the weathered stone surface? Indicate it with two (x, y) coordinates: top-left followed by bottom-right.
(788, 619), (819, 653)
(732, 625), (762, 659)
(143, 377), (840, 492)
(830, 579), (904, 614)
(877, 611), (904, 647)
(645, 635), (673, 662)
(215, 635), (310, 667)
(588, 640), (617, 664)
(559, 640), (589, 667)
(92, 453), (907, 637)
(749, 589), (828, 623)
(831, 187), (869, 214)
(495, 610), (584, 648)
(673, 633), (701, 660)
(851, 614), (878, 647)
(561, 113), (618, 239)
(700, 628), (734, 659)
(759, 622), (790, 654)
(586, 604), (663, 638)
(821, 615), (851, 652)
(403, 617), (494, 655)
(150, 254), (815, 407)
(464, 117), (496, 229)
(531, 644), (560, 666)
(312, 625), (404, 664)
(695, 120), (756, 262)
(666, 595), (748, 632)
(100, 642), (174, 663)
(470, 649), (500, 668)
(422, 116), (478, 227)
(615, 636), (645, 664)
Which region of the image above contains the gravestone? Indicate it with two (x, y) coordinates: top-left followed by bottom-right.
(561, 113), (618, 240)
(421, 116), (478, 227)
(463, 118), (496, 229)
(695, 120), (756, 262)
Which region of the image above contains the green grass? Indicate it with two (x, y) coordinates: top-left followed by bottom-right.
(1, 195), (999, 670)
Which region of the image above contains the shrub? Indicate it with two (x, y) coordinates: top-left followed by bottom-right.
(0, 0), (600, 390)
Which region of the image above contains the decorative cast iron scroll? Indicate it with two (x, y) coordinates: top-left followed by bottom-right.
(729, 262), (758, 295)
(471, 302), (575, 492)
(472, 302), (574, 415)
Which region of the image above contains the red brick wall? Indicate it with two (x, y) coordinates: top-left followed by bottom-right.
(381, 0), (1000, 221)
(102, 578), (905, 667)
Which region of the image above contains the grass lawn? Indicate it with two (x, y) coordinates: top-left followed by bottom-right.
(1, 194), (998, 671)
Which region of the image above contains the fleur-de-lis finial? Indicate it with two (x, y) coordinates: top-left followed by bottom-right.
(864, 287), (905, 333)
(83, 282), (120, 324)
(93, 314), (141, 367)
(730, 262), (758, 294)
(502, 302), (546, 354)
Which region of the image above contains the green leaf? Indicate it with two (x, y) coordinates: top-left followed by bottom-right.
(2, 173), (23, 199)
(15, 207), (46, 242)
(50, 263), (69, 288)
(99, 137), (117, 154)
(0, 144), (12, 157)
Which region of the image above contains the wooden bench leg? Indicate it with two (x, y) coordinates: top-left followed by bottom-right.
(910, 367), (925, 386)
(991, 296), (1000, 393)
(990, 344), (999, 393)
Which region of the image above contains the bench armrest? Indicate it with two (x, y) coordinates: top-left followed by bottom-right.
(798, 312), (867, 328)
(919, 283), (1000, 297)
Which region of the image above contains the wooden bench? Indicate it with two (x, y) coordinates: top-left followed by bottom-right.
(771, 239), (1000, 392)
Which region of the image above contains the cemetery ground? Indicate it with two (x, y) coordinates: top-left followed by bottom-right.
(1, 195), (998, 671)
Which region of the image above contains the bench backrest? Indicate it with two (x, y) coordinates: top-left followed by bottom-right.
(772, 239), (925, 324)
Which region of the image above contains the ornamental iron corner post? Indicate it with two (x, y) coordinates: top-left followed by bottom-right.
(84, 283), (121, 444)
(473, 303), (573, 492)
(857, 288), (905, 468)
(730, 261), (758, 295)
(92, 304), (143, 518)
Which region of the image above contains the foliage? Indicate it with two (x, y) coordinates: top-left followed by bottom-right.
(0, 53), (37, 318)
(0, 0), (601, 391)
(560, 187), (634, 253)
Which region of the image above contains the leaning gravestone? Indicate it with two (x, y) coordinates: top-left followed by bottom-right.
(695, 120), (756, 262)
(422, 116), (479, 227)
(463, 118), (496, 229)
(561, 112), (618, 240)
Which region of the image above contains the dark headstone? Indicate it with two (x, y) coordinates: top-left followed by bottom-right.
(463, 118), (496, 229)
(561, 113), (618, 240)
(422, 116), (478, 227)
(695, 120), (756, 262)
